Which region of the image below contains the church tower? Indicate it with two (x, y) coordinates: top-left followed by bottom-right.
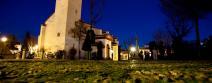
(38, 0), (82, 56)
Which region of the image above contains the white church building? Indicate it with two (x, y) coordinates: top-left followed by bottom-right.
(37, 0), (119, 60)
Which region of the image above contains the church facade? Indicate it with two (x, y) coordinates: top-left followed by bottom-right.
(38, 0), (119, 60)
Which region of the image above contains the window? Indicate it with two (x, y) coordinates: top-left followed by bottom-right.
(57, 33), (60, 37)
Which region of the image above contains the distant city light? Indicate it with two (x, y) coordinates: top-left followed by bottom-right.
(1, 36), (8, 42)
(200, 42), (204, 46)
(130, 47), (136, 52)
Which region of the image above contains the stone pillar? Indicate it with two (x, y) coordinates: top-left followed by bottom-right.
(22, 49), (26, 60)
(16, 53), (21, 60)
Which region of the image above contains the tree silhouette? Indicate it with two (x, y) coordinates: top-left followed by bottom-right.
(82, 29), (95, 60)
(89, 0), (104, 28)
(81, 0), (104, 60)
(153, 29), (172, 57)
(5, 35), (18, 50)
(22, 32), (31, 52)
(202, 36), (212, 59)
(72, 20), (85, 59)
(69, 45), (77, 60)
(160, 0), (212, 56)
(22, 32), (36, 59)
(153, 29), (172, 47)
(0, 34), (18, 59)
(167, 16), (192, 57)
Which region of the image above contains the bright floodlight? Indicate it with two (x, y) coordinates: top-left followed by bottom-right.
(130, 47), (136, 52)
(34, 45), (38, 49)
(1, 36), (8, 42)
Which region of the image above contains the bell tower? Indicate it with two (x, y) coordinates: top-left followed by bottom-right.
(38, 0), (82, 55)
(54, 0), (82, 53)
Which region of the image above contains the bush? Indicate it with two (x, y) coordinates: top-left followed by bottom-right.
(68, 47), (77, 60)
(46, 53), (55, 59)
(55, 50), (65, 59)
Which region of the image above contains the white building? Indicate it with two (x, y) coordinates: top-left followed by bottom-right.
(38, 0), (119, 60)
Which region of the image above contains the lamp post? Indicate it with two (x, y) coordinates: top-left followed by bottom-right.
(0, 36), (8, 59)
(1, 37), (7, 42)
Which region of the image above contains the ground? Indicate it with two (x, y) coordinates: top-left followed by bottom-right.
(0, 60), (211, 82)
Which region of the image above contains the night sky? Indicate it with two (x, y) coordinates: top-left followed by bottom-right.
(0, 0), (212, 46)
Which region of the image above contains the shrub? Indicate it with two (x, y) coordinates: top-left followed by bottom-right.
(68, 47), (77, 60)
(55, 50), (65, 59)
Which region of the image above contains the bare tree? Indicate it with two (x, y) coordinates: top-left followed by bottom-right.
(153, 29), (172, 48)
(22, 32), (37, 52)
(71, 20), (85, 59)
(123, 40), (132, 60)
(22, 32), (37, 59)
(160, 0), (212, 56)
(166, 16), (192, 41)
(82, 0), (105, 59)
(153, 29), (172, 56)
(89, 0), (104, 28)
(166, 16), (192, 57)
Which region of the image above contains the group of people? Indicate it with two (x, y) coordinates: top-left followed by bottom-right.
(131, 50), (159, 60)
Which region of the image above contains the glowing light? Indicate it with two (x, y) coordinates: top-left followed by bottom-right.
(1, 36), (8, 42)
(130, 47), (136, 52)
(31, 45), (38, 53)
(34, 45), (38, 50)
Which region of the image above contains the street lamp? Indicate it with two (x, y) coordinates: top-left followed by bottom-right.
(34, 45), (38, 50)
(129, 46), (137, 60)
(130, 46), (136, 52)
(32, 44), (38, 53)
(1, 36), (7, 42)
(0, 36), (8, 59)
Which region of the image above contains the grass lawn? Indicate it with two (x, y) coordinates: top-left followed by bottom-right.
(0, 60), (211, 82)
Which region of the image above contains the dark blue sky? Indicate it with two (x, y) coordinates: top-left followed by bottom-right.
(0, 0), (212, 46)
